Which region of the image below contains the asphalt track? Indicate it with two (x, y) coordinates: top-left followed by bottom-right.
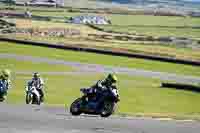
(0, 53), (200, 84)
(0, 103), (200, 133)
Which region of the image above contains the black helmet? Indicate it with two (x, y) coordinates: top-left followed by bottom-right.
(33, 72), (40, 79)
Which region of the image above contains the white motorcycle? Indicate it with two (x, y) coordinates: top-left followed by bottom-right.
(25, 85), (41, 105)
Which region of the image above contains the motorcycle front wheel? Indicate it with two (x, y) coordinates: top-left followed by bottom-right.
(70, 98), (82, 116)
(0, 96), (5, 102)
(26, 93), (32, 104)
(34, 94), (41, 105)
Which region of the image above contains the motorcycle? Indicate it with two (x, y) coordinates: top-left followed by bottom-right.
(0, 80), (7, 102)
(25, 85), (41, 105)
(69, 85), (120, 117)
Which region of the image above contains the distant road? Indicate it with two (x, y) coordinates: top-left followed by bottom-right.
(0, 53), (200, 84)
(1, 37), (200, 66)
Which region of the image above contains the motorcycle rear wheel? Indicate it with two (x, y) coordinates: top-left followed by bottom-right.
(100, 101), (115, 117)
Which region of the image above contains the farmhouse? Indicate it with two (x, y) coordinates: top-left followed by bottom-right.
(26, 0), (64, 7)
(69, 15), (111, 25)
(189, 11), (200, 17)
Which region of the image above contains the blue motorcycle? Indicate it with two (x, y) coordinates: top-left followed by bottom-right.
(0, 80), (7, 102)
(69, 85), (120, 117)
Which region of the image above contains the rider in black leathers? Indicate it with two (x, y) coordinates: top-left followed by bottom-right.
(82, 73), (118, 104)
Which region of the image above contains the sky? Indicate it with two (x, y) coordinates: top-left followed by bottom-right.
(184, 0), (200, 1)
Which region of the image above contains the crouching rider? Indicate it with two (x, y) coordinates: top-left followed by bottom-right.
(82, 73), (119, 104)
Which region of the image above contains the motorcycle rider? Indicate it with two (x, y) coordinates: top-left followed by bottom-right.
(28, 72), (45, 103)
(93, 73), (118, 92)
(0, 69), (11, 100)
(82, 73), (119, 103)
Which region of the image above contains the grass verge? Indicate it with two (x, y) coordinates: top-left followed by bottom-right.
(6, 71), (200, 119)
(0, 58), (74, 72)
(1, 41), (200, 76)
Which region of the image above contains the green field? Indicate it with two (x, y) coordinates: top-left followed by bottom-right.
(26, 11), (200, 39)
(99, 15), (200, 39)
(2, 4), (200, 39)
(108, 15), (200, 26)
(99, 25), (200, 39)
(2, 7), (200, 62)
(9, 18), (102, 35)
(20, 9), (200, 27)
(7, 33), (200, 61)
(2, 18), (200, 61)
(1, 42), (200, 119)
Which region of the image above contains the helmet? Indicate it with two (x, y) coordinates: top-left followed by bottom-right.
(33, 72), (40, 79)
(1, 69), (11, 80)
(106, 73), (117, 83)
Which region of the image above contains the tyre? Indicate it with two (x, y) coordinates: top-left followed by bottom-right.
(100, 101), (115, 117)
(70, 98), (82, 116)
(0, 96), (5, 102)
(36, 96), (41, 105)
(26, 93), (32, 104)
(32, 94), (40, 105)
(0, 93), (6, 102)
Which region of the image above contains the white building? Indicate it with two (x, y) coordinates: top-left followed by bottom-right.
(28, 0), (64, 7)
(69, 15), (111, 25)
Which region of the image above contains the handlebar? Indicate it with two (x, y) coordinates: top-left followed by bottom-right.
(26, 86), (36, 92)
